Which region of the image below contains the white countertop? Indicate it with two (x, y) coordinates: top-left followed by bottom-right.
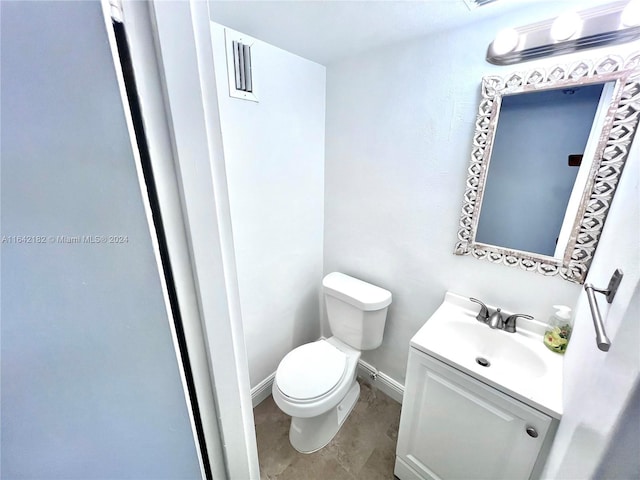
(410, 292), (563, 419)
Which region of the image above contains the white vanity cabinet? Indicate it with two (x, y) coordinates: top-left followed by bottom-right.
(395, 348), (556, 480)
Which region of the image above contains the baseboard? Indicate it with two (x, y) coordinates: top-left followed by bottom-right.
(357, 359), (404, 404)
(251, 372), (275, 408)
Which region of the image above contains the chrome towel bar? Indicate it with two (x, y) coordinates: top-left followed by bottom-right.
(583, 269), (623, 352)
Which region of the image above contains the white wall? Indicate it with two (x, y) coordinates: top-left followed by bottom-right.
(324, 4), (640, 388)
(209, 22), (326, 388)
(541, 125), (640, 479)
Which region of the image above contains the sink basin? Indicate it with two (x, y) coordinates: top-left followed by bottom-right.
(443, 319), (547, 378)
(411, 292), (563, 418)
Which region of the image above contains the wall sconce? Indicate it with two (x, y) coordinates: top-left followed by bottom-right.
(487, 1), (640, 65)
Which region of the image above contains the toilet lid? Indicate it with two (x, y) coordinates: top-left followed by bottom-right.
(276, 341), (347, 400)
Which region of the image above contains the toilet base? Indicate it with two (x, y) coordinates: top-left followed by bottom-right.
(289, 380), (360, 454)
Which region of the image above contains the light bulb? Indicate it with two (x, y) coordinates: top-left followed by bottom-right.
(492, 28), (520, 55)
(621, 0), (640, 27)
(551, 11), (582, 41)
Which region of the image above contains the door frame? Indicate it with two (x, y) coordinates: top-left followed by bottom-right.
(109, 1), (259, 478)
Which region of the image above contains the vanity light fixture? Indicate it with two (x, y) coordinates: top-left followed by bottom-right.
(492, 28), (520, 55)
(621, 0), (640, 26)
(487, 0), (640, 65)
(550, 11), (582, 42)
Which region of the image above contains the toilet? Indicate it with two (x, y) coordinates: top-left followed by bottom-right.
(272, 272), (392, 453)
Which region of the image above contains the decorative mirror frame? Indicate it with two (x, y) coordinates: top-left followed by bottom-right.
(454, 52), (640, 284)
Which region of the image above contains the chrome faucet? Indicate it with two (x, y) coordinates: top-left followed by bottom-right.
(488, 308), (503, 329)
(469, 297), (533, 333)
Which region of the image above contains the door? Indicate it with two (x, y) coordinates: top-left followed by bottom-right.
(1, 2), (202, 478)
(396, 350), (551, 480)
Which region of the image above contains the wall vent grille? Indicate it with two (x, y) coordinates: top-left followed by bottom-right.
(464, 0), (498, 10)
(232, 40), (252, 93)
(224, 29), (258, 102)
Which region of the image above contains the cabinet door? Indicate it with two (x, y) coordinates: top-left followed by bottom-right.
(396, 349), (551, 480)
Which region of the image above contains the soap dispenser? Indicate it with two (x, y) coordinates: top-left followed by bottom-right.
(543, 305), (573, 354)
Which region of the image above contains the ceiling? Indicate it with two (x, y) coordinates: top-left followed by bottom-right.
(208, 0), (615, 65)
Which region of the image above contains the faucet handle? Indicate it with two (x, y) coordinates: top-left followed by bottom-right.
(504, 314), (534, 333)
(469, 298), (490, 323)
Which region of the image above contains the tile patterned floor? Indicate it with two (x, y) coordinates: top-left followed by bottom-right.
(254, 380), (402, 480)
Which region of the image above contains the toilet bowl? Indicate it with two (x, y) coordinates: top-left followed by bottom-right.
(272, 272), (392, 453)
(272, 337), (361, 453)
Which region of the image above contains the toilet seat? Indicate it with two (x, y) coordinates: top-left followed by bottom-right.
(275, 340), (347, 401)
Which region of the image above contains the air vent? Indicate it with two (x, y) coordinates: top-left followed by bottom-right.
(232, 40), (252, 92)
(464, 0), (498, 10)
(224, 29), (258, 102)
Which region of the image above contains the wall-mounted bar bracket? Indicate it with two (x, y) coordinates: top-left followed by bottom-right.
(583, 269), (623, 352)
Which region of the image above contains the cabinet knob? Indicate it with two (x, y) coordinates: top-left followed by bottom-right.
(525, 426), (538, 438)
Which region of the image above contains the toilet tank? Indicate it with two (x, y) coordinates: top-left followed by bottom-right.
(323, 272), (392, 350)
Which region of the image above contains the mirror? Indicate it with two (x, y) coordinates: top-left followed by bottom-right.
(454, 53), (640, 283)
(475, 82), (608, 257)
